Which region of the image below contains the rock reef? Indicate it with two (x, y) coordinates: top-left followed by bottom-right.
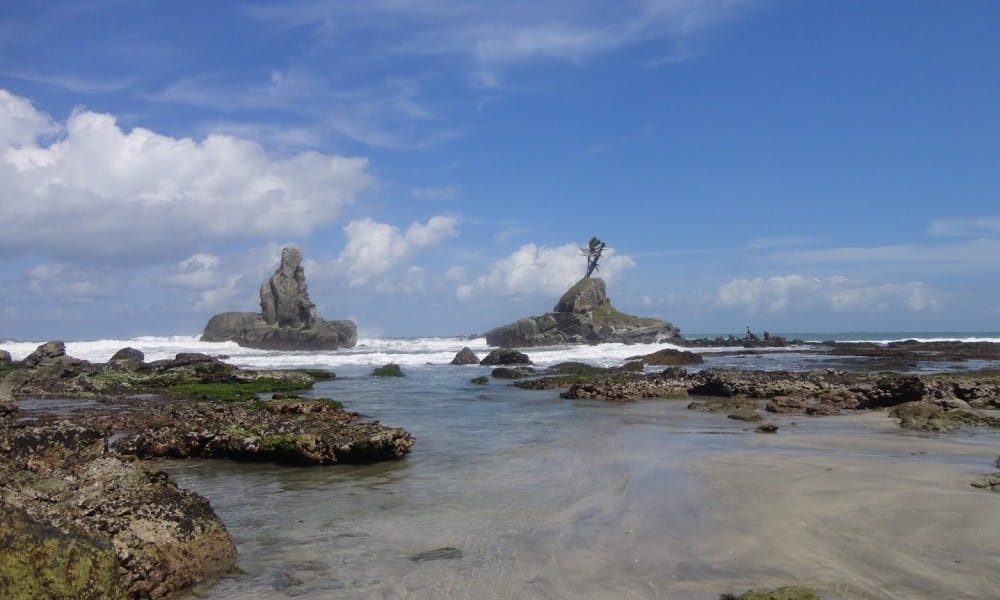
(0, 341), (414, 597)
(202, 246), (357, 350)
(1, 420), (237, 599)
(513, 362), (1000, 433)
(484, 278), (679, 347)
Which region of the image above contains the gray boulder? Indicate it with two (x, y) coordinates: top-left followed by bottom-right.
(22, 340), (67, 368)
(0, 349), (11, 363)
(450, 347), (480, 365)
(484, 278), (679, 348)
(553, 277), (607, 313)
(201, 246), (357, 350)
(481, 348), (532, 366)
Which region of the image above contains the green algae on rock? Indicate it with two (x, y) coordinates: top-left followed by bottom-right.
(371, 363), (405, 377)
(0, 420), (236, 599)
(720, 586), (820, 600)
(0, 507), (125, 600)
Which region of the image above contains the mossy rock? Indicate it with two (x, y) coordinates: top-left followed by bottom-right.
(164, 378), (312, 402)
(728, 410), (764, 422)
(491, 367), (524, 379)
(371, 363), (404, 377)
(720, 586), (820, 600)
(296, 368), (336, 380)
(640, 348), (703, 366)
(889, 401), (999, 432)
(688, 398), (758, 414)
(590, 300), (664, 328)
(0, 507), (125, 600)
(470, 376), (489, 385)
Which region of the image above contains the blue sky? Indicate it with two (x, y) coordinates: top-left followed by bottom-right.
(1, 0), (998, 340)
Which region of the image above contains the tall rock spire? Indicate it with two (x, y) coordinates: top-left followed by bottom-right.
(259, 246), (318, 328)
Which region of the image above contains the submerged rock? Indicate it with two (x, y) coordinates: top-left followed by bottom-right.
(483, 278), (679, 347)
(971, 473), (1000, 493)
(889, 401), (1000, 432)
(201, 246), (357, 350)
(409, 547), (463, 562)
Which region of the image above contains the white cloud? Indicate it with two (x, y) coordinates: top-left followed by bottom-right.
(767, 239), (1000, 271)
(0, 89), (373, 261)
(27, 262), (111, 301)
(742, 236), (826, 252)
(444, 265), (467, 281)
(716, 275), (942, 314)
(247, 1), (753, 86)
(457, 242), (635, 300)
(0, 89), (58, 147)
(494, 226), (529, 243)
(332, 216), (459, 287)
(375, 266), (426, 294)
(928, 216), (1000, 237)
(164, 254), (221, 290)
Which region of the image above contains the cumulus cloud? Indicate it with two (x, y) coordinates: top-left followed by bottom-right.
(457, 242), (635, 300)
(0, 88), (373, 261)
(716, 275), (942, 314)
(331, 216), (459, 287)
(162, 253), (244, 311)
(0, 89), (58, 147)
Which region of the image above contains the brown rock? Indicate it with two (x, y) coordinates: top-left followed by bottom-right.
(450, 347), (480, 365)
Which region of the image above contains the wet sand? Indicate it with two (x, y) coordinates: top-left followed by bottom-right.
(681, 412), (1000, 599)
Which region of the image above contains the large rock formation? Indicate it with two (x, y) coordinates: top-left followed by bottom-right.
(201, 246), (357, 350)
(484, 278), (679, 347)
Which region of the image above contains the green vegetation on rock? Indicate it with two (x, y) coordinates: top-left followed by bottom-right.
(296, 368), (336, 380)
(590, 300), (664, 328)
(371, 363), (405, 377)
(261, 433), (306, 452)
(889, 401), (1000, 432)
(0, 507), (125, 600)
(640, 348), (703, 366)
(720, 586), (820, 600)
(165, 378), (312, 402)
(470, 375), (489, 385)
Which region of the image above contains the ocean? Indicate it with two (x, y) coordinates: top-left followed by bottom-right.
(6, 333), (1000, 599)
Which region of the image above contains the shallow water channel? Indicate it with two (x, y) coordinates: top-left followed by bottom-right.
(163, 365), (999, 599)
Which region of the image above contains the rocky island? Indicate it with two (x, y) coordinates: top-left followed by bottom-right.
(202, 246), (357, 350)
(484, 277), (680, 347)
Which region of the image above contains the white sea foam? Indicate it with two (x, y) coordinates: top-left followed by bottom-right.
(3, 333), (998, 370)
